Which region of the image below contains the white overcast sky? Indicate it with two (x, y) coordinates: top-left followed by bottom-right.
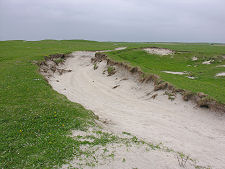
(0, 0), (225, 42)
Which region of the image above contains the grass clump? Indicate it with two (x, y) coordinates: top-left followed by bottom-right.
(182, 91), (195, 101)
(93, 63), (98, 70)
(53, 58), (64, 65)
(164, 91), (176, 101)
(107, 66), (116, 76)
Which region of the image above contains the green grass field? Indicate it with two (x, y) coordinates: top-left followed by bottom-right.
(0, 40), (225, 168)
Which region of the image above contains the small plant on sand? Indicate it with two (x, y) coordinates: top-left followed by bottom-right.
(107, 66), (116, 76)
(177, 152), (189, 168)
(54, 58), (64, 65)
(93, 63), (98, 70)
(182, 91), (194, 101)
(164, 91), (176, 101)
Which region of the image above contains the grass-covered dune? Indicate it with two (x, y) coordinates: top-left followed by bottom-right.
(107, 43), (225, 103)
(0, 40), (225, 168)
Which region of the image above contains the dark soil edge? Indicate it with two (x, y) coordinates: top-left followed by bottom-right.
(38, 53), (72, 81)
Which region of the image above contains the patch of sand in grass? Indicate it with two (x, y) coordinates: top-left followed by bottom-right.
(192, 56), (198, 61)
(158, 71), (197, 79)
(216, 72), (225, 77)
(115, 47), (127, 50)
(216, 65), (225, 68)
(186, 76), (196, 79)
(46, 51), (225, 169)
(202, 60), (211, 64)
(162, 71), (186, 75)
(144, 47), (174, 55)
(97, 47), (127, 53)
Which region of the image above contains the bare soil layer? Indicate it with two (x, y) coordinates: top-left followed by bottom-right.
(40, 51), (225, 169)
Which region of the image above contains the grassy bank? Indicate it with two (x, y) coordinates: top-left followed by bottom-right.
(107, 43), (225, 103)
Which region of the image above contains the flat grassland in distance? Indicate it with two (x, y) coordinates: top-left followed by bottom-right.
(107, 43), (225, 103)
(0, 40), (224, 168)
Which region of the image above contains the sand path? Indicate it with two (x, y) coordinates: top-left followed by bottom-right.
(48, 51), (225, 169)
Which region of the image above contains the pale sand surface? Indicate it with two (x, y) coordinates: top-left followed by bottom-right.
(144, 48), (174, 55)
(216, 72), (225, 77)
(202, 60), (211, 64)
(161, 71), (186, 75)
(62, 144), (195, 169)
(47, 51), (225, 169)
(216, 65), (225, 68)
(192, 56), (198, 61)
(61, 126), (196, 169)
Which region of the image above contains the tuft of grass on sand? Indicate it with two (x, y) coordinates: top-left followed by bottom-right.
(93, 63), (98, 70)
(107, 66), (116, 76)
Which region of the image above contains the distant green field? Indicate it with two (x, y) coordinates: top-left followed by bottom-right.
(0, 40), (225, 168)
(107, 43), (225, 103)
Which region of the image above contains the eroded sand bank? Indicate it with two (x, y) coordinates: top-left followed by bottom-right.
(46, 51), (225, 169)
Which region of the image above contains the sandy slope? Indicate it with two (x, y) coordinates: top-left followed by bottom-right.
(48, 51), (225, 169)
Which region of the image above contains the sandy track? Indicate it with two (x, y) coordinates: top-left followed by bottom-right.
(48, 51), (225, 169)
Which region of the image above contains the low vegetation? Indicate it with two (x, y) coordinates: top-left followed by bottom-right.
(64, 129), (209, 169)
(93, 63), (98, 70)
(53, 58), (65, 65)
(107, 66), (116, 76)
